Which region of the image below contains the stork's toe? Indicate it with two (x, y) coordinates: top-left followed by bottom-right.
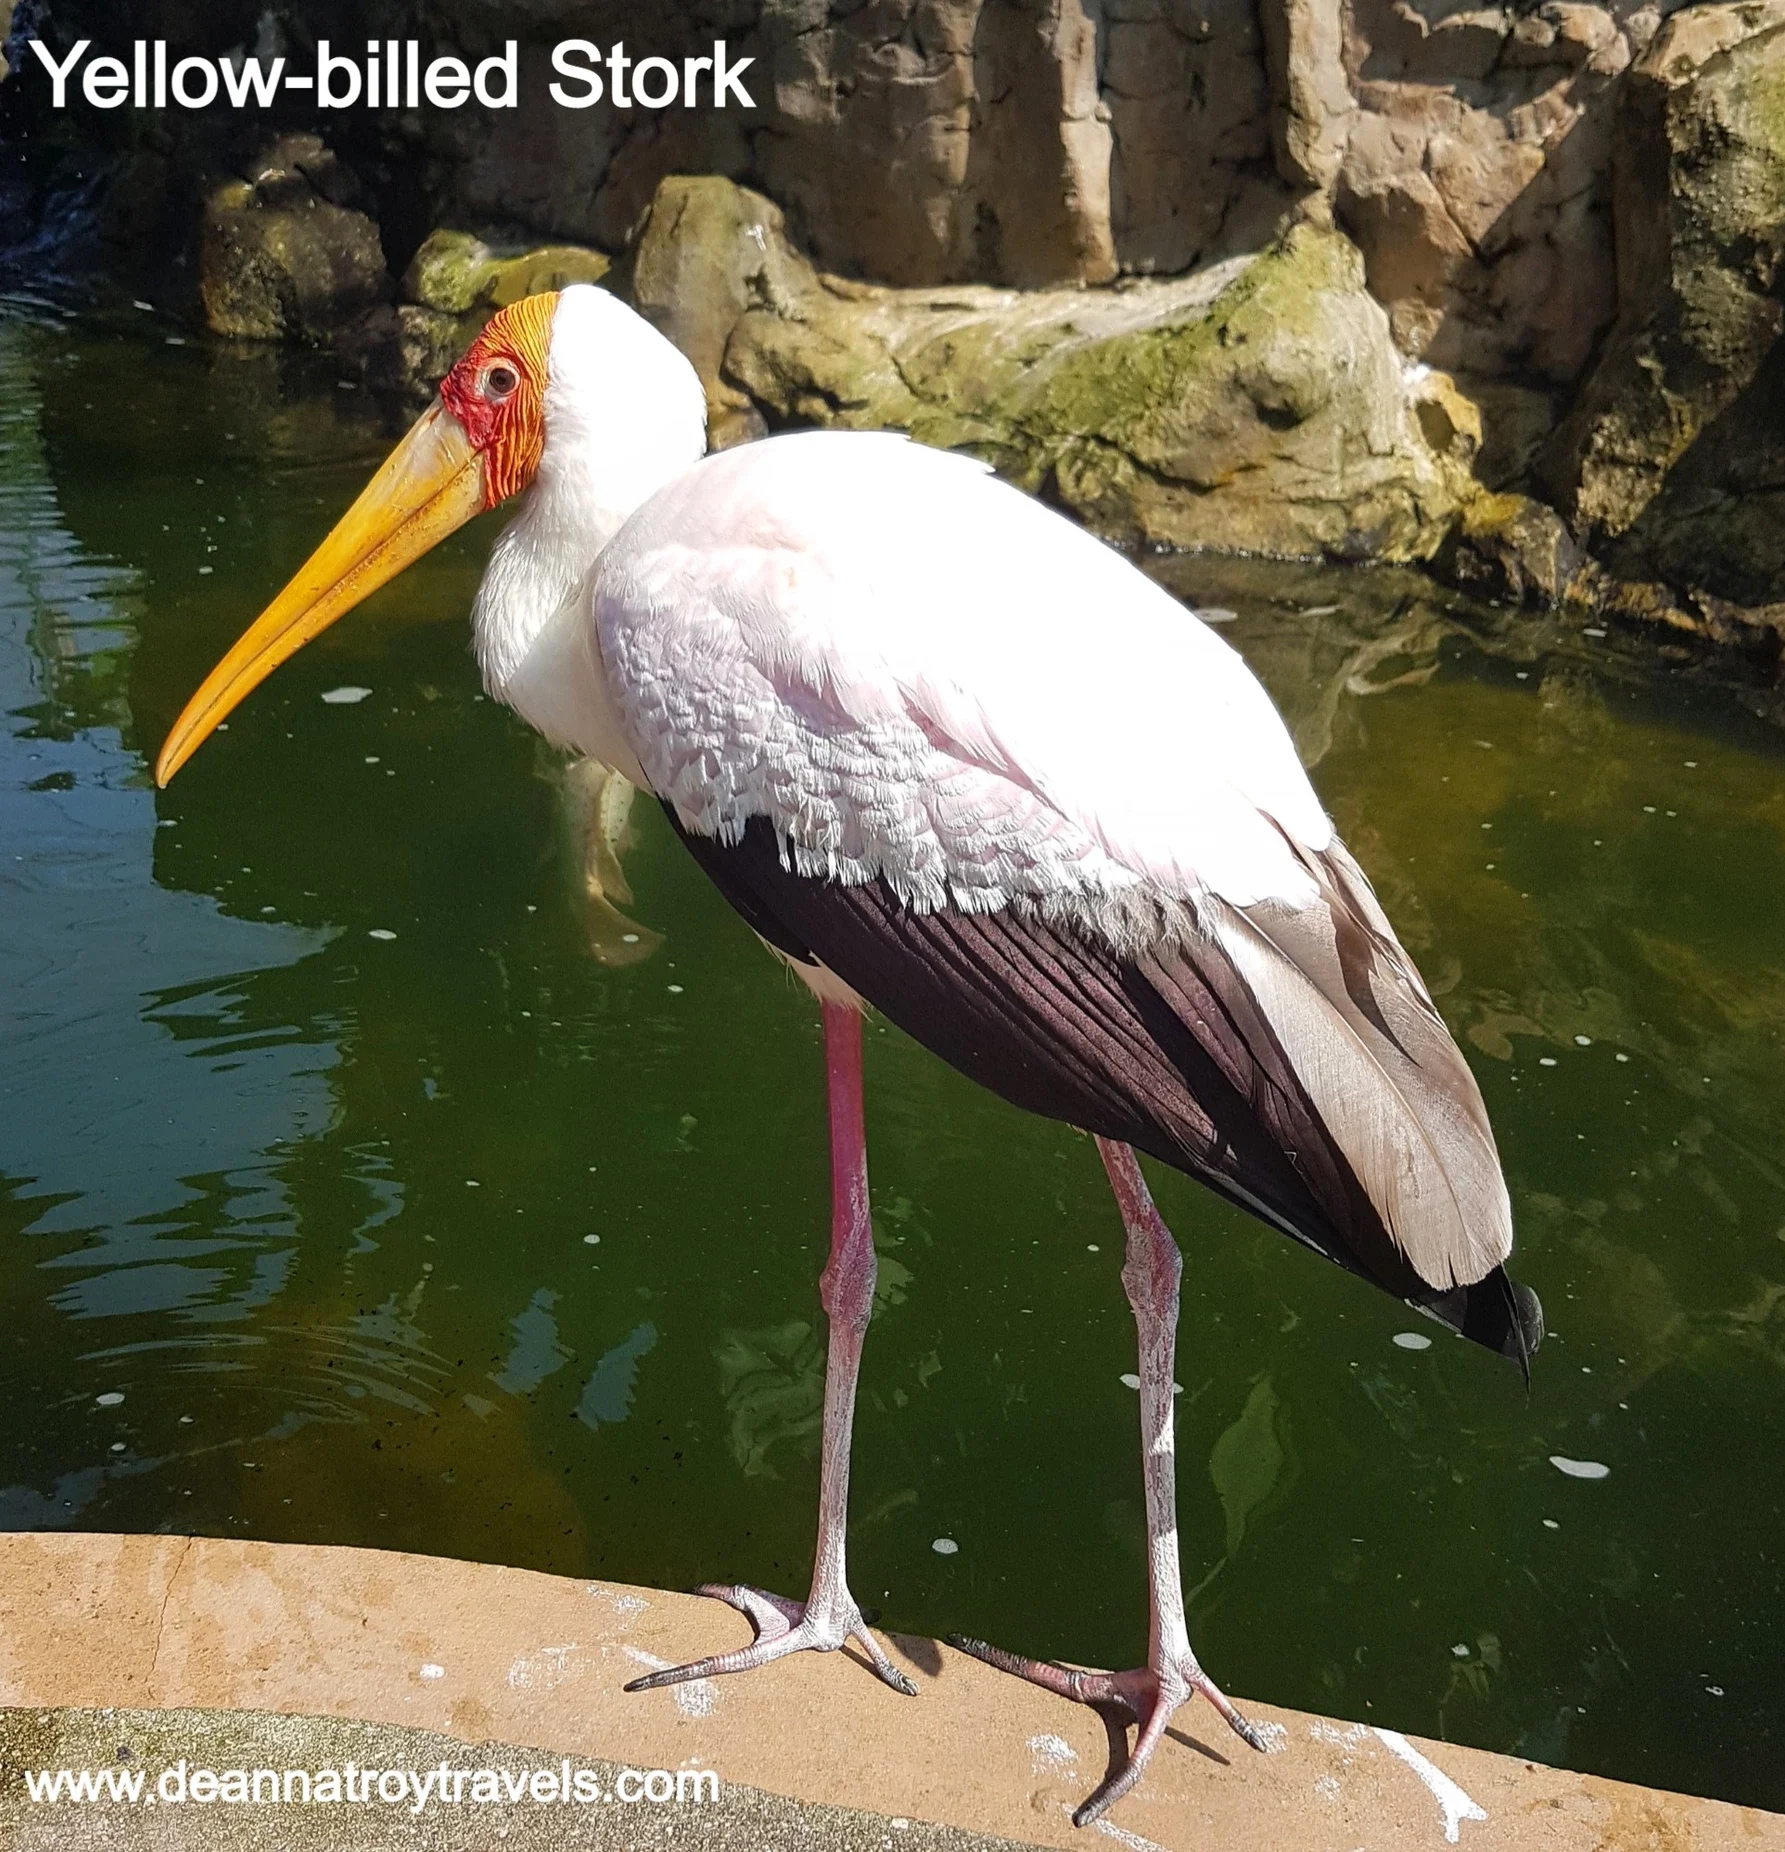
(948, 1634), (1262, 1826)
(624, 1581), (917, 1697)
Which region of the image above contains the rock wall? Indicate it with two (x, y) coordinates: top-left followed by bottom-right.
(0, 0), (1724, 352)
(1542, 1), (1785, 604)
(406, 0), (1130, 289)
(0, 0), (1757, 368)
(390, 0), (1676, 393)
(7, 0), (1785, 660)
(1336, 0), (1646, 390)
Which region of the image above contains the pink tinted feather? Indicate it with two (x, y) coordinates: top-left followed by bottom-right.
(594, 431), (1330, 915)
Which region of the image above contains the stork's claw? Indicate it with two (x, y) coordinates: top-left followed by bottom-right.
(949, 1634), (1263, 1826)
(625, 1581), (917, 1697)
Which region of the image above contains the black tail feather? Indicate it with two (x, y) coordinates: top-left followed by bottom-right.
(1422, 1266), (1544, 1378)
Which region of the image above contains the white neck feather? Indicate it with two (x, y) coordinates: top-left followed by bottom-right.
(471, 288), (707, 757)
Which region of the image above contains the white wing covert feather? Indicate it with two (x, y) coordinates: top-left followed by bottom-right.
(594, 431), (1331, 921)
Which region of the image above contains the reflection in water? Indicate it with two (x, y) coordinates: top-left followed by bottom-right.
(716, 1321), (824, 1478)
(0, 306), (1782, 1808)
(1209, 1377), (1289, 1559)
(0, 317), (335, 1364)
(491, 1288), (573, 1398)
(555, 757), (665, 968)
(577, 1321), (659, 1429)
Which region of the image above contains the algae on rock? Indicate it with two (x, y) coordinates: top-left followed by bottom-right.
(403, 229), (610, 317)
(637, 180), (1475, 560)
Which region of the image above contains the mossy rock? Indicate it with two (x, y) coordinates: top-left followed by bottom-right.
(200, 183), (388, 344)
(403, 230), (608, 316)
(486, 245), (611, 307)
(717, 203), (1465, 559)
(403, 230), (493, 315)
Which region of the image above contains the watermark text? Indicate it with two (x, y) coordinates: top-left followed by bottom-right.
(23, 1758), (720, 1813)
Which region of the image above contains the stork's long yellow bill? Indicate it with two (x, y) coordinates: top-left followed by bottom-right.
(154, 401), (485, 787)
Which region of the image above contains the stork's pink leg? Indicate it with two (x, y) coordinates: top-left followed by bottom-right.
(953, 1138), (1264, 1825)
(626, 1003), (916, 1699)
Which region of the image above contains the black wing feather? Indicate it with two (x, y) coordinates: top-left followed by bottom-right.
(671, 812), (1541, 1369)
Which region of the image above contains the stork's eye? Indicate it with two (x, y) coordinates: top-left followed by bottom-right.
(485, 364), (519, 399)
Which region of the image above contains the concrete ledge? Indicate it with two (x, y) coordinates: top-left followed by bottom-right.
(0, 1533), (1776, 1850)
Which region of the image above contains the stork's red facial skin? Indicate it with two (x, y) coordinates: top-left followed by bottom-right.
(439, 292), (558, 507)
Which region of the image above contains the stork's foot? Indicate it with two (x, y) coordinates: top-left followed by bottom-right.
(625, 1582), (918, 1697)
(949, 1635), (1265, 1826)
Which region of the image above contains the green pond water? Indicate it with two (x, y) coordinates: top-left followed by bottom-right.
(2, 301), (1780, 1812)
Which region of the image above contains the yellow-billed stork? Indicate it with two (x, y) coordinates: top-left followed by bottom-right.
(157, 287), (1542, 1825)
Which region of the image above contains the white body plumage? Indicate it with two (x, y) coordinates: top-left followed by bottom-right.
(474, 285), (1516, 1304)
